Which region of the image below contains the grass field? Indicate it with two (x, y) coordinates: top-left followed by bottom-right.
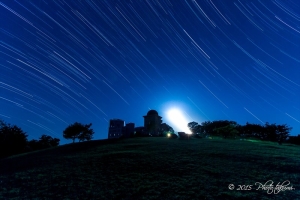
(0, 137), (299, 199)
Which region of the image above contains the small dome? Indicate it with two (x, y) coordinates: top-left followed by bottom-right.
(147, 110), (158, 116)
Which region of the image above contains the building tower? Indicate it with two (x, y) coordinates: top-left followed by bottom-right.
(108, 119), (125, 139)
(124, 122), (135, 138)
(143, 110), (162, 136)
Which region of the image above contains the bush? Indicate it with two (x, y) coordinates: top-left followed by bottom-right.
(0, 120), (28, 158)
(168, 133), (178, 139)
(27, 135), (60, 151)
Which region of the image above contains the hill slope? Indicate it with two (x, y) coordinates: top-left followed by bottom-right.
(0, 138), (299, 199)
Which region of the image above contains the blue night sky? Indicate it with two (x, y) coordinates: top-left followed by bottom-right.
(1, 0), (299, 144)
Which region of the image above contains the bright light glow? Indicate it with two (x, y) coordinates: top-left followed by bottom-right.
(167, 108), (191, 134)
(167, 133), (171, 137)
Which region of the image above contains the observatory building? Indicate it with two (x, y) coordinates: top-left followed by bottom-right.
(143, 110), (162, 136)
(108, 119), (134, 139)
(108, 109), (163, 138)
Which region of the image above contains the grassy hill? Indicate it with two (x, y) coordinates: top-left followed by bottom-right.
(0, 137), (299, 199)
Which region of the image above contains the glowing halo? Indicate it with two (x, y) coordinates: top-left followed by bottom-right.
(167, 108), (191, 134)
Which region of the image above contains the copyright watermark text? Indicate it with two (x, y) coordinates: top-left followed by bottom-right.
(228, 180), (295, 194)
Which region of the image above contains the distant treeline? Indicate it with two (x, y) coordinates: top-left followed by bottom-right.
(1, 118), (299, 158)
(0, 120), (95, 158)
(185, 120), (300, 145)
(0, 120), (60, 158)
(128, 119), (299, 145)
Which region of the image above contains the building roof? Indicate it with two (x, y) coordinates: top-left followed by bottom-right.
(147, 110), (158, 116)
(110, 119), (124, 121)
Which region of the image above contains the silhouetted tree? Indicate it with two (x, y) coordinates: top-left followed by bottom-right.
(242, 122), (264, 139)
(160, 123), (174, 137)
(212, 120), (237, 129)
(187, 118), (294, 143)
(201, 121), (214, 135)
(39, 134), (52, 148)
(275, 124), (291, 144)
(0, 120), (28, 158)
(188, 121), (202, 137)
(49, 137), (60, 146)
(27, 135), (60, 151)
(235, 124), (245, 138)
(214, 124), (238, 139)
(39, 134), (60, 147)
(63, 122), (94, 143)
(78, 123), (94, 142)
(264, 123), (278, 141)
(200, 120), (238, 137)
(63, 122), (81, 143)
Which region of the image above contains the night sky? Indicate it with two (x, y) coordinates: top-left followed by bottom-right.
(1, 0), (299, 144)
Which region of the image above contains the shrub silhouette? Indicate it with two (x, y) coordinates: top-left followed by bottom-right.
(27, 135), (60, 151)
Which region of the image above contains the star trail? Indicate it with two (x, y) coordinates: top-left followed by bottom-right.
(1, 0), (299, 143)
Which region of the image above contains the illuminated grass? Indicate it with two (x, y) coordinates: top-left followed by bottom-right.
(0, 138), (299, 199)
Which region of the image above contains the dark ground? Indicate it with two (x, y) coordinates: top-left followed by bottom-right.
(0, 137), (299, 199)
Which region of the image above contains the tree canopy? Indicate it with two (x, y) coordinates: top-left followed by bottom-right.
(187, 120), (293, 144)
(0, 120), (28, 158)
(63, 122), (94, 143)
(187, 121), (202, 136)
(160, 123), (174, 136)
(27, 134), (60, 151)
(0, 119), (61, 158)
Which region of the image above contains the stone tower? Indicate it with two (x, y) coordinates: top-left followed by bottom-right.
(143, 110), (162, 136)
